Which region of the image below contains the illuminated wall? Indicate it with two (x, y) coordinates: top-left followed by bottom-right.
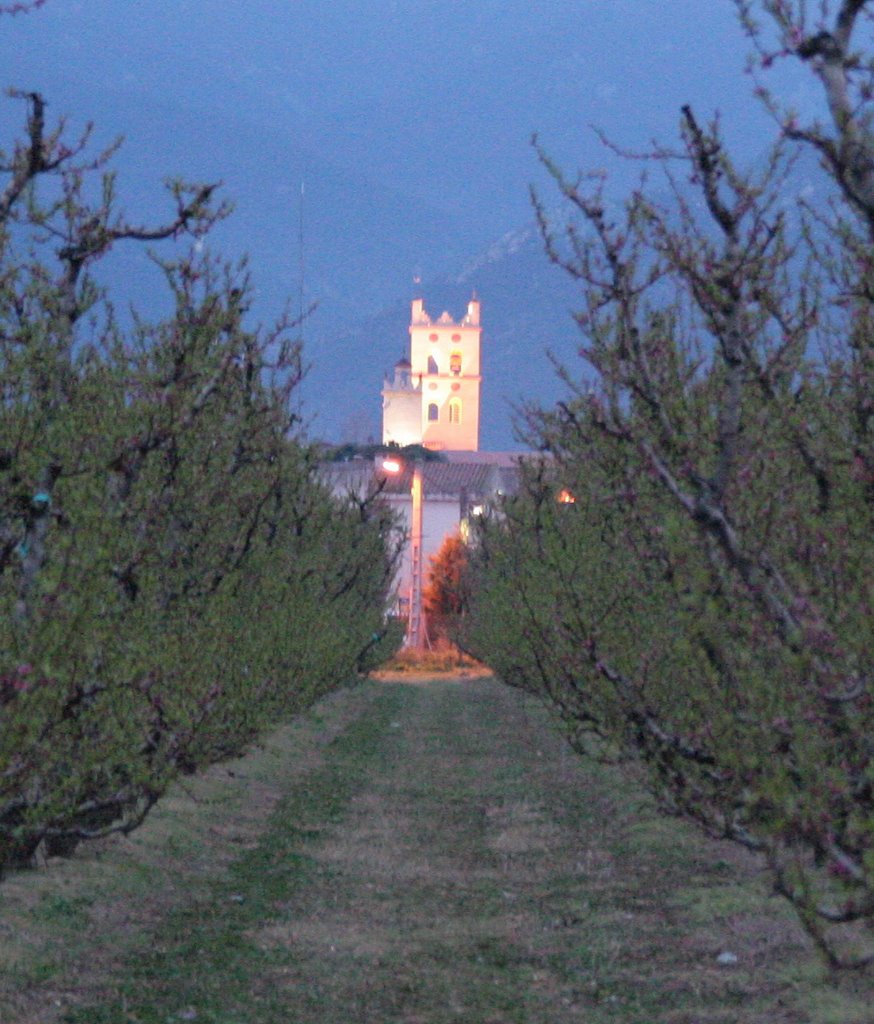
(382, 296), (482, 452)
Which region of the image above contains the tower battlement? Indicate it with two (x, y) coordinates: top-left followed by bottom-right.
(410, 297), (480, 328)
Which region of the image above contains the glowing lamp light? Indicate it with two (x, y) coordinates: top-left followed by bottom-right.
(557, 488), (576, 504)
(382, 458), (402, 474)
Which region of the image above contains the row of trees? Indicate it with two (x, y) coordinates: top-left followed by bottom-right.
(0, 91), (402, 871)
(459, 0), (873, 969)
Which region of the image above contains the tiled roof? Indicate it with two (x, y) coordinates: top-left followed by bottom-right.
(377, 461), (498, 498)
(440, 450), (526, 468)
(320, 457), (520, 500)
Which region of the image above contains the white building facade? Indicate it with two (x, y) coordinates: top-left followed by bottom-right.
(382, 296), (482, 452)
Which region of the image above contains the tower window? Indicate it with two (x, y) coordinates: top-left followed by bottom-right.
(427, 355), (439, 374)
(427, 403), (439, 422)
(450, 351), (462, 375)
(429, 333), (439, 341)
(452, 333), (461, 342)
(448, 398), (462, 424)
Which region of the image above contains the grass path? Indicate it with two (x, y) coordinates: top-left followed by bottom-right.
(2, 677), (871, 1022)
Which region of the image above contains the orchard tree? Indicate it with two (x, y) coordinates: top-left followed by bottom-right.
(461, 0), (874, 969)
(0, 85), (402, 870)
(0, 2), (46, 13)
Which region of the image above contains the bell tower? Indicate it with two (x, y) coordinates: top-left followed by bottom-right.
(382, 294), (482, 452)
(407, 295), (481, 451)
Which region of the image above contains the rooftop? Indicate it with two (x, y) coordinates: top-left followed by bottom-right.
(320, 452), (525, 501)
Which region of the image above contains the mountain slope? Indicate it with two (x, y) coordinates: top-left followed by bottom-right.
(302, 225), (583, 451)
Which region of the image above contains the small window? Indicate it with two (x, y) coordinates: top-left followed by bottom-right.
(429, 333), (439, 341)
(449, 351), (462, 375)
(427, 403), (439, 422)
(428, 355), (439, 374)
(448, 398), (462, 424)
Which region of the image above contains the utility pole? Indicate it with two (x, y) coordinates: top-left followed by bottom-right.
(408, 461), (424, 649)
(298, 180), (305, 332)
(379, 454), (428, 650)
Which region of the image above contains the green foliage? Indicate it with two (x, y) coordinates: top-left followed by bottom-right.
(325, 442), (446, 464)
(0, 92), (400, 870)
(460, 3), (874, 970)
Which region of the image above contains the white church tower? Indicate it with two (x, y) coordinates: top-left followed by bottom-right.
(382, 295), (482, 452)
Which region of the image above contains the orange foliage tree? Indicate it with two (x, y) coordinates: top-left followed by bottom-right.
(423, 533), (467, 642)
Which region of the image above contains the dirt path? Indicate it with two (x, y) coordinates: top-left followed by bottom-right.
(238, 677), (839, 1024)
(256, 676), (604, 1022)
(5, 677), (871, 1023)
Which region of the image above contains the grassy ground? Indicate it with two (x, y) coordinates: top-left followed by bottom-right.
(0, 676), (870, 1023)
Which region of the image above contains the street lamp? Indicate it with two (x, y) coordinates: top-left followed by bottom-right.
(381, 455), (426, 649)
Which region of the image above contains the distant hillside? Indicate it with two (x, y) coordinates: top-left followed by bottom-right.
(301, 225), (584, 451)
(75, 95), (476, 324)
(0, 34), (832, 454)
(300, 137), (841, 451)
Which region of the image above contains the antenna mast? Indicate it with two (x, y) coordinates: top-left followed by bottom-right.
(298, 179), (305, 334)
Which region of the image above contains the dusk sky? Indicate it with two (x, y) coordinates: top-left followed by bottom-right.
(1, 1), (823, 444)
